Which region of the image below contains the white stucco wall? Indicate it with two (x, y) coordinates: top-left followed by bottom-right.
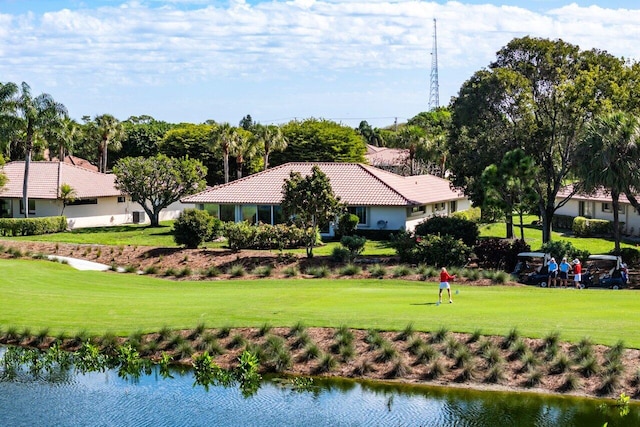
(2, 197), (192, 229)
(555, 197), (640, 236)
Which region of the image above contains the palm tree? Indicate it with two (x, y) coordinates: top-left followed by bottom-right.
(574, 111), (640, 252)
(395, 125), (426, 175)
(59, 183), (77, 215)
(230, 128), (258, 179)
(212, 122), (235, 183)
(254, 124), (287, 170)
(94, 114), (124, 173)
(7, 83), (67, 218)
(45, 117), (82, 160)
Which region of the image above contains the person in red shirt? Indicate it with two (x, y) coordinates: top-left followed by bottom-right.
(439, 267), (456, 304)
(572, 259), (582, 289)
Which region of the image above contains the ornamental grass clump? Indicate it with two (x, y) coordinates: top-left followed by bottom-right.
(524, 369), (543, 388)
(365, 329), (385, 351)
(395, 322), (415, 342)
(34, 327), (50, 346)
(579, 355), (600, 378)
(426, 359), (447, 380)
(392, 264), (413, 277)
(306, 265), (331, 278)
(550, 353), (572, 375)
(176, 341), (194, 359)
(354, 360), (375, 376)
(560, 373), (581, 392)
(228, 264), (247, 277)
(367, 264), (386, 278)
(485, 364), (506, 384)
(414, 344), (440, 365)
(227, 334), (248, 349)
(572, 337), (594, 363)
(282, 266), (299, 277)
(376, 341), (399, 363)
(299, 343), (321, 362)
(203, 266), (220, 278)
(483, 346), (504, 367)
(453, 347), (474, 369)
(605, 340), (625, 364)
(291, 331), (311, 350)
(143, 265), (159, 275)
(502, 327), (520, 350)
(387, 359), (411, 379)
(253, 265), (274, 277)
(339, 264), (361, 276)
(467, 328), (482, 344)
(407, 337), (425, 355)
(541, 330), (561, 351)
(443, 336), (462, 358)
(315, 353), (338, 373)
(216, 326), (231, 339)
(256, 323), (272, 337)
(431, 326), (449, 344)
(288, 321), (306, 337)
(509, 338), (529, 360)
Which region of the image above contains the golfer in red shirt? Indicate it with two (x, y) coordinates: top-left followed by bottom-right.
(439, 267), (455, 304)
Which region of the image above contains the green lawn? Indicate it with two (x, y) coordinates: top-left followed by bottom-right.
(480, 215), (638, 254)
(2, 258), (639, 348)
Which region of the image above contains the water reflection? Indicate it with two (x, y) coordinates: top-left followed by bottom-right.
(1, 346), (639, 426)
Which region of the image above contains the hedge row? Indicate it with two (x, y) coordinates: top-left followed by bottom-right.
(223, 222), (308, 251)
(0, 217), (67, 236)
(572, 216), (612, 237)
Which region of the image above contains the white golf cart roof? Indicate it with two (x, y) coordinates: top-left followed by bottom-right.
(587, 255), (620, 261)
(517, 252), (550, 258)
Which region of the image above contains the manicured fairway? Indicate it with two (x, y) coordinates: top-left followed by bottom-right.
(2, 259), (639, 347)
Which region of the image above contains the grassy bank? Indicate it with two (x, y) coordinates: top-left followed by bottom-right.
(2, 259), (639, 347)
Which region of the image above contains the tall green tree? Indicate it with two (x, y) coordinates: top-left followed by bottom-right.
(46, 117), (82, 160)
(449, 37), (629, 242)
(254, 124), (287, 171)
(159, 123), (219, 185)
(0, 82), (67, 217)
(59, 183), (77, 215)
(92, 114), (124, 173)
(211, 122), (236, 183)
(271, 119), (366, 166)
(117, 115), (174, 161)
(481, 148), (538, 240)
(574, 111), (640, 252)
(230, 128), (257, 180)
(281, 165), (343, 258)
(113, 154), (207, 227)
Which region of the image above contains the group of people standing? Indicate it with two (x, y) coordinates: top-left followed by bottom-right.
(547, 257), (582, 289)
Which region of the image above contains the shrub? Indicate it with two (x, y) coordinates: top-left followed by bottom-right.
(228, 264), (246, 277)
(451, 207), (481, 223)
(0, 216), (67, 236)
(392, 264), (413, 277)
(392, 233), (472, 267)
(339, 235), (367, 262)
(336, 213), (359, 238)
(252, 265), (274, 277)
(473, 238), (530, 271)
(414, 344), (439, 365)
(615, 247), (640, 265)
(315, 353), (338, 373)
(173, 209), (216, 249)
(223, 222), (307, 251)
(306, 265), (331, 278)
(572, 216), (612, 237)
(282, 266), (299, 277)
(486, 364), (506, 384)
(414, 215), (479, 247)
(538, 241), (589, 264)
(331, 247), (351, 263)
(395, 323), (415, 342)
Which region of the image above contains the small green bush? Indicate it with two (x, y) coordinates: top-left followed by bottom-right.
(0, 216), (67, 236)
(336, 212), (359, 238)
(173, 209), (217, 249)
(414, 215), (479, 247)
(339, 263), (361, 276)
(572, 216), (611, 237)
(367, 264), (386, 278)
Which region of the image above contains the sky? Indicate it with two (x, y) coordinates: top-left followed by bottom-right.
(1, 1), (639, 128)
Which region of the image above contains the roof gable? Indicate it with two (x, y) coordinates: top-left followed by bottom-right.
(0, 161), (120, 199)
(183, 162), (464, 206)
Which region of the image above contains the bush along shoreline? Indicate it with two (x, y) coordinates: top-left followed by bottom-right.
(2, 324), (640, 401)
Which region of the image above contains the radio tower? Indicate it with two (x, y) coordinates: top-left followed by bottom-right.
(428, 18), (440, 110)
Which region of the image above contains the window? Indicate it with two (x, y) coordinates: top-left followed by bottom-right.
(203, 203), (219, 218)
(117, 196), (126, 203)
(618, 205), (626, 214)
(67, 198), (98, 206)
(257, 205), (272, 224)
(408, 205), (427, 217)
(450, 200), (457, 213)
(0, 199), (11, 218)
(347, 206), (367, 225)
(220, 205), (235, 222)
(241, 205), (257, 224)
(433, 202), (445, 213)
(273, 205), (286, 224)
(602, 203), (612, 213)
(19, 199), (36, 215)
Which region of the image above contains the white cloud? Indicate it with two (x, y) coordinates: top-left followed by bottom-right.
(1, 1), (639, 123)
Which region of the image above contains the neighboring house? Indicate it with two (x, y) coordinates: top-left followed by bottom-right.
(555, 185), (640, 236)
(0, 161), (191, 229)
(364, 144), (410, 175)
(182, 162), (470, 235)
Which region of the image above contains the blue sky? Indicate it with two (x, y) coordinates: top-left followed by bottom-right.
(1, 1), (639, 128)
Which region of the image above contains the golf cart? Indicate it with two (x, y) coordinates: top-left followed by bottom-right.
(513, 252), (552, 287)
(581, 254), (627, 289)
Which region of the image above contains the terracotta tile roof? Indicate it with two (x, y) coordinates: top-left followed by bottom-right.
(364, 144), (409, 167)
(557, 184), (632, 204)
(183, 162), (464, 206)
(0, 161), (120, 199)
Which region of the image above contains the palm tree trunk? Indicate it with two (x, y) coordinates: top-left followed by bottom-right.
(263, 152), (269, 171)
(223, 152), (229, 183)
(22, 129), (34, 218)
(237, 156), (243, 180)
(102, 140), (108, 173)
(612, 191), (621, 253)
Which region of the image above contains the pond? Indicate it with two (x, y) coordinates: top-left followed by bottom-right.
(0, 362), (637, 426)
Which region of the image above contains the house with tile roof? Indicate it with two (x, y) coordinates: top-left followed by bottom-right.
(0, 161), (191, 229)
(182, 162), (470, 234)
(555, 184), (640, 236)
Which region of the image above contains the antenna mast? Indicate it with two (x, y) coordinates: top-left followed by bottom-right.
(429, 18), (440, 110)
